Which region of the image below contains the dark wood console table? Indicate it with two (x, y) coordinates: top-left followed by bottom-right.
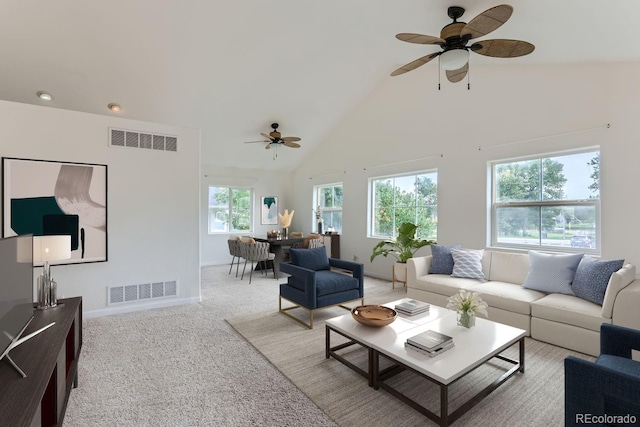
(0, 297), (82, 427)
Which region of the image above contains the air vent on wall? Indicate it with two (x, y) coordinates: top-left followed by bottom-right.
(108, 280), (178, 305)
(110, 128), (178, 152)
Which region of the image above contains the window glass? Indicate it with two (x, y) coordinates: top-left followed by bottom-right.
(208, 186), (252, 233)
(315, 183), (343, 232)
(370, 171), (437, 240)
(492, 150), (599, 251)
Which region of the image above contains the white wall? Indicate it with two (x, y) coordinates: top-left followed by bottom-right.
(289, 62), (640, 279)
(0, 100), (201, 317)
(200, 166), (292, 266)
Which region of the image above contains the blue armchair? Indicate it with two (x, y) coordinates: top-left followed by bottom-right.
(565, 323), (640, 426)
(279, 246), (364, 329)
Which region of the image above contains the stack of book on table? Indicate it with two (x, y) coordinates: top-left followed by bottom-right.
(394, 299), (430, 316)
(405, 329), (455, 358)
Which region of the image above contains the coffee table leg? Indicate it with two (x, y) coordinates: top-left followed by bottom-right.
(325, 325), (330, 359)
(441, 385), (449, 426)
(370, 348), (378, 388)
(519, 338), (525, 373)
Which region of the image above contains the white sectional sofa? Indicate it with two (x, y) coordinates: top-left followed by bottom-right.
(407, 249), (640, 356)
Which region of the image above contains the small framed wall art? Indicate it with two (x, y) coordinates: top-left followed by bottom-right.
(260, 196), (278, 225)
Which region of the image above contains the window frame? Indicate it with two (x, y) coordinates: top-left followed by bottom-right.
(368, 169), (438, 240)
(490, 148), (600, 254)
(313, 182), (343, 233)
(207, 185), (254, 234)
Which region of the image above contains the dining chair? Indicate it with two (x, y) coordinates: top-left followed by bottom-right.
(239, 240), (276, 284)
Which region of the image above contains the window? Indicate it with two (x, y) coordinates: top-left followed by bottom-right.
(369, 171), (437, 240)
(491, 149), (600, 252)
(315, 183), (343, 232)
(208, 186), (252, 233)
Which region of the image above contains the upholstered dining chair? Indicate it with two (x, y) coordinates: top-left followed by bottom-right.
(565, 323), (640, 426)
(227, 238), (243, 277)
(239, 239), (276, 284)
(279, 246), (364, 329)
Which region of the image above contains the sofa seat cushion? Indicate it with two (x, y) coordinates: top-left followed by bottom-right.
(413, 274), (482, 296)
(531, 293), (606, 332)
(473, 281), (546, 315)
(314, 271), (359, 297)
(596, 355), (640, 377)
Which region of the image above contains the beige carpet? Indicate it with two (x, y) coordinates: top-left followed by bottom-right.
(227, 304), (595, 427)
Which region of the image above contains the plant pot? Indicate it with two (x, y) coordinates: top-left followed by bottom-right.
(393, 262), (407, 282)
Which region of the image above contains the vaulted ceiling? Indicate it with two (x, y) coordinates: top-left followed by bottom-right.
(1, 1), (639, 171)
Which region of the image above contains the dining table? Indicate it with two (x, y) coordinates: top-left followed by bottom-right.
(253, 237), (306, 279)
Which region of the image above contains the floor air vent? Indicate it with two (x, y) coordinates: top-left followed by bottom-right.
(108, 280), (178, 305)
(110, 128), (178, 152)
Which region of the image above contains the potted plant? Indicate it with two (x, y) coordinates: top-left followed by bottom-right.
(370, 222), (436, 283)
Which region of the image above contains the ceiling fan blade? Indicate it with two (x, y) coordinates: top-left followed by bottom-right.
(244, 140), (269, 144)
(470, 39), (535, 58)
(396, 33), (445, 45)
(391, 53), (439, 76)
(281, 136), (301, 142)
(460, 4), (513, 40)
(265, 143), (271, 150)
(446, 63), (468, 83)
(283, 141), (301, 148)
(260, 132), (273, 140)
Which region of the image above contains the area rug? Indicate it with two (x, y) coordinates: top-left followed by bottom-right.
(227, 308), (595, 427)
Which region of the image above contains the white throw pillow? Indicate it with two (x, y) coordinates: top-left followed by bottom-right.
(522, 250), (583, 295)
(451, 249), (485, 280)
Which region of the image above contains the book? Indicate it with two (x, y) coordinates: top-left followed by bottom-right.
(405, 340), (455, 358)
(394, 299), (430, 315)
(407, 329), (454, 352)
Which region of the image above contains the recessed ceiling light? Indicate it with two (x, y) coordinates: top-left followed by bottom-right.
(108, 103), (121, 112)
(37, 91), (52, 101)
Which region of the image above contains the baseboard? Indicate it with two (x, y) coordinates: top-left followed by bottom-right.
(84, 296), (202, 319)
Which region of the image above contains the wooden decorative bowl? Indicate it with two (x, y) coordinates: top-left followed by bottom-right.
(351, 305), (397, 327)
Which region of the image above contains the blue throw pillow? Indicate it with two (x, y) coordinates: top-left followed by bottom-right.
(451, 249), (485, 280)
(572, 256), (624, 305)
(429, 244), (462, 274)
(290, 246), (330, 271)
(522, 251), (584, 295)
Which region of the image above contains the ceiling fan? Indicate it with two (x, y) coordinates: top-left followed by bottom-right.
(391, 4), (534, 84)
(244, 123), (301, 149)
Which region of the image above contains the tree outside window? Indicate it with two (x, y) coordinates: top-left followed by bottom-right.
(492, 150), (599, 251)
(208, 186), (252, 233)
(370, 171), (437, 240)
(316, 183), (343, 232)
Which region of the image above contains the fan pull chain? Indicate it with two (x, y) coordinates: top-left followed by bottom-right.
(438, 57), (441, 90)
(467, 66), (471, 90)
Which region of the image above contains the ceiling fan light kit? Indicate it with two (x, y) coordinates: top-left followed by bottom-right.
(391, 4), (534, 86)
(440, 49), (469, 71)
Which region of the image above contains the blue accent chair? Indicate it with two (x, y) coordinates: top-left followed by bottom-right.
(279, 246), (364, 329)
(565, 324), (640, 426)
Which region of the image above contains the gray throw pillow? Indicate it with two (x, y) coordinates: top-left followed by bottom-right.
(572, 256), (624, 305)
(428, 244), (462, 275)
(522, 250), (584, 295)
(451, 249), (486, 280)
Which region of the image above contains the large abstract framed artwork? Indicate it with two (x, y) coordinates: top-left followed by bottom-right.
(2, 157), (108, 265)
(261, 196), (278, 225)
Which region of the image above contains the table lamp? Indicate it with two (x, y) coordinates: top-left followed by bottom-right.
(33, 235), (71, 309)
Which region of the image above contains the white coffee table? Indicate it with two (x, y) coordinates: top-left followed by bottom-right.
(325, 298), (526, 426)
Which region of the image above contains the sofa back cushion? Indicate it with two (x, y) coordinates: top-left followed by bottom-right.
(290, 246), (330, 271)
(488, 251), (530, 284)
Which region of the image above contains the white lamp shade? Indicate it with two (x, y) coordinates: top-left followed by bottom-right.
(33, 235), (72, 263)
(440, 49), (469, 71)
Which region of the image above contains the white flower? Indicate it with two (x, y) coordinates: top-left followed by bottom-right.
(446, 290), (488, 317)
(278, 209), (295, 228)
